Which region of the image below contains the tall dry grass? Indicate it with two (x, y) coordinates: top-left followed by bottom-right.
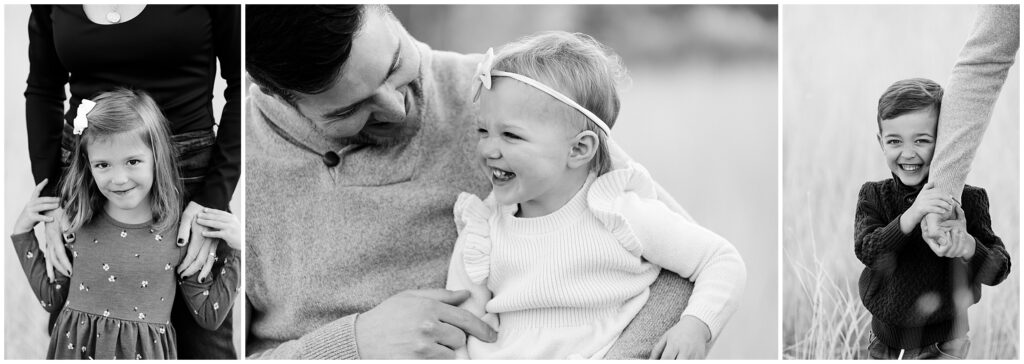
(783, 5), (1019, 360)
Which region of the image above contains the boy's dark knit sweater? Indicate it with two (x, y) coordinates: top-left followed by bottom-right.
(855, 175), (1010, 349)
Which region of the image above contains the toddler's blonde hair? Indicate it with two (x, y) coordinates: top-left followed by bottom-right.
(492, 31), (628, 175)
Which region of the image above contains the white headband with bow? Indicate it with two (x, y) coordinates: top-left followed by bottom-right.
(474, 48), (612, 136)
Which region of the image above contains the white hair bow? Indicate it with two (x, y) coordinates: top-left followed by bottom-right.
(475, 48), (496, 91)
(73, 99), (96, 135)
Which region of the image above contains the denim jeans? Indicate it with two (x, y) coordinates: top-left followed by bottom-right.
(867, 332), (970, 360)
(58, 126), (237, 359)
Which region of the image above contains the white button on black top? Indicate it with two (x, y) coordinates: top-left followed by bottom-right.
(323, 151), (340, 167)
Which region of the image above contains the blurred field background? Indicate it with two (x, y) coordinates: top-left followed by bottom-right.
(394, 5), (778, 359)
(4, 5), (243, 358)
(783, 5), (1019, 359)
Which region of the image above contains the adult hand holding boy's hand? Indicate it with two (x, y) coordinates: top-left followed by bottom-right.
(650, 315), (710, 360)
(355, 289), (497, 359)
(922, 204), (956, 248)
(900, 182), (954, 234)
(937, 205), (975, 259)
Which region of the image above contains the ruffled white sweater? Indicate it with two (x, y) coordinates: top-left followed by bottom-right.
(446, 162), (746, 359)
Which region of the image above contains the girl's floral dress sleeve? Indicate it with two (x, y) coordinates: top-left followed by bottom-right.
(178, 246), (240, 330)
(11, 231), (70, 313)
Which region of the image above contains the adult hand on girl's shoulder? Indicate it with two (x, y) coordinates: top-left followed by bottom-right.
(196, 208), (240, 251)
(177, 201), (218, 280)
(43, 208), (74, 279)
(650, 315), (711, 360)
(15, 179), (72, 281)
(14, 179), (58, 234)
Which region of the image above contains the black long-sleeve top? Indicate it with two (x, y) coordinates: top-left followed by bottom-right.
(854, 176), (1011, 349)
(25, 5), (240, 210)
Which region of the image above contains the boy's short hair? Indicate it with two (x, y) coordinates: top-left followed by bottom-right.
(492, 31), (628, 176)
(876, 78), (944, 130)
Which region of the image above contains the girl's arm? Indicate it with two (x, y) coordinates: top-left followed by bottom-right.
(178, 245), (240, 330)
(11, 232), (70, 313)
(617, 192), (746, 342)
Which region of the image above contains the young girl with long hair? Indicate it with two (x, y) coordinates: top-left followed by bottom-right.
(11, 88), (240, 359)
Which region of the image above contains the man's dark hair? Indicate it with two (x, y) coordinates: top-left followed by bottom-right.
(876, 78), (944, 129)
(246, 5), (367, 102)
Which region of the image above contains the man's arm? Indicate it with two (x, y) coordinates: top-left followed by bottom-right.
(246, 289), (497, 359)
(931, 5), (1019, 200)
(245, 298), (360, 359)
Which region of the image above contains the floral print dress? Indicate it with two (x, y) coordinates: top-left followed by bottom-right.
(11, 212), (240, 359)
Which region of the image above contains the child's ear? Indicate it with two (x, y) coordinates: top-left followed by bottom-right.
(567, 131), (599, 169)
(876, 133), (883, 150)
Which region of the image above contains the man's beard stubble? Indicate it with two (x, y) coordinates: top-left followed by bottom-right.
(338, 77), (425, 148)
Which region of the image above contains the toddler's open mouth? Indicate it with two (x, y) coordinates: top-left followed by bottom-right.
(490, 167), (516, 182)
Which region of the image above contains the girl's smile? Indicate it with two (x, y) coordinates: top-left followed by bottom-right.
(488, 165), (516, 184)
(476, 78), (590, 218)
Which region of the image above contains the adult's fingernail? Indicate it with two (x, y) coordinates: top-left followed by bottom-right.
(177, 239), (185, 246)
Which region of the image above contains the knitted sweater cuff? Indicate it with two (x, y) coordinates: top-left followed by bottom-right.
(681, 304), (726, 342)
(298, 314), (360, 359)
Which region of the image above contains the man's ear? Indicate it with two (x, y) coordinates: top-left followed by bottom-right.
(568, 130), (599, 169)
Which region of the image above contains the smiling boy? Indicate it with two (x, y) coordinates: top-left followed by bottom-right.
(854, 78), (1010, 359)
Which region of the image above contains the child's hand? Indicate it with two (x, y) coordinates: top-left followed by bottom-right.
(900, 182), (954, 234)
(196, 208), (240, 251)
(14, 179), (60, 234)
(650, 315), (711, 360)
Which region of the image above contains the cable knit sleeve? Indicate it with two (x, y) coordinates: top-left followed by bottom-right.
(960, 187), (1011, 286)
(588, 162), (746, 341)
(854, 182), (911, 274)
